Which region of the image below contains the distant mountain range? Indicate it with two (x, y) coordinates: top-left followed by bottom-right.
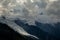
(0, 19), (60, 40)
(15, 19), (60, 40)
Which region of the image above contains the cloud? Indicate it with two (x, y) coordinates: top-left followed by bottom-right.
(0, 0), (60, 25)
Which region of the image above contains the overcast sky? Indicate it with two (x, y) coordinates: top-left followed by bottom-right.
(0, 0), (60, 25)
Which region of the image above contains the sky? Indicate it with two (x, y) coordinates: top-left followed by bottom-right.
(0, 0), (60, 25)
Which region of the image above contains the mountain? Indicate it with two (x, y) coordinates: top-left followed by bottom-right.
(0, 23), (38, 40)
(0, 19), (60, 40)
(15, 19), (60, 40)
(35, 21), (60, 40)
